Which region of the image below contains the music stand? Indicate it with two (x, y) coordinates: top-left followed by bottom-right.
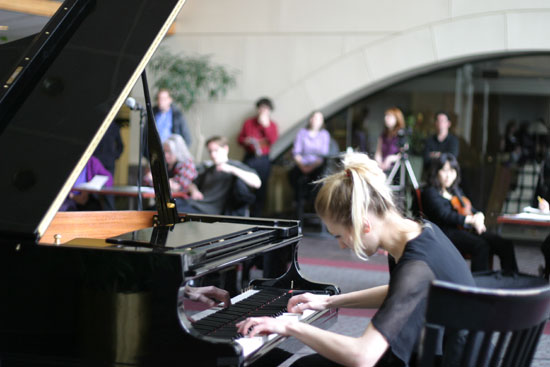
(386, 149), (419, 211)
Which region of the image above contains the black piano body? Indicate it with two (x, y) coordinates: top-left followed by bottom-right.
(0, 1), (339, 366)
(0, 212), (338, 366)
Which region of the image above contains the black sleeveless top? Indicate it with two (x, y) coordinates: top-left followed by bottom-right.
(371, 221), (475, 366)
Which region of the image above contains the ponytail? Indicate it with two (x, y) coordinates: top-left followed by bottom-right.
(315, 153), (396, 259)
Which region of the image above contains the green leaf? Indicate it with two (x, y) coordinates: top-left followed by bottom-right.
(148, 47), (238, 111)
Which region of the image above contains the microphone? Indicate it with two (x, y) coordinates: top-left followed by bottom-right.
(125, 97), (144, 111)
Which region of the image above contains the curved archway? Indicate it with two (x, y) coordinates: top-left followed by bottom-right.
(274, 10), (550, 156)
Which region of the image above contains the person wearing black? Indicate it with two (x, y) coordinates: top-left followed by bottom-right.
(237, 153), (475, 367)
(422, 153), (518, 273)
(533, 151), (550, 280)
(423, 111), (459, 171)
(179, 136), (260, 216)
(93, 122), (124, 209)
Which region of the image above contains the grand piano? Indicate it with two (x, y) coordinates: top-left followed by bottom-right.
(0, 0), (339, 366)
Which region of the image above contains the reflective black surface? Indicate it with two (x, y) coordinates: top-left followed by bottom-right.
(0, 0), (182, 238)
(0, 219), (338, 366)
(0, 1), (341, 365)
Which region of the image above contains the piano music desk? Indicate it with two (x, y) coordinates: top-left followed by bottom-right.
(75, 185), (187, 210)
(40, 210), (156, 245)
(497, 213), (550, 244)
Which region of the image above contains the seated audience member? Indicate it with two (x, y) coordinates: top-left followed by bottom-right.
(351, 107), (370, 153)
(143, 134), (197, 204)
(501, 119), (522, 165)
(59, 155), (113, 211)
(288, 111), (330, 217)
(423, 111), (459, 171)
(374, 107), (405, 172)
(94, 122), (124, 177)
(533, 152), (550, 279)
(180, 136), (261, 216)
(93, 122), (124, 210)
(421, 153), (518, 273)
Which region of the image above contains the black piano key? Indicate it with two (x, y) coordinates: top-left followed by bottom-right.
(190, 288), (297, 338)
(203, 313), (237, 322)
(193, 324), (214, 333)
(194, 319), (225, 328)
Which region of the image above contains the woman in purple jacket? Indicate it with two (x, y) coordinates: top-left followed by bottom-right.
(59, 155), (113, 211)
(288, 111), (331, 215)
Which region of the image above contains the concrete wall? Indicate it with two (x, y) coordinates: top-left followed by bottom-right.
(128, 0), (550, 164)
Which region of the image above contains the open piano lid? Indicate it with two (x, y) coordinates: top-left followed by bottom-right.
(0, 0), (186, 242)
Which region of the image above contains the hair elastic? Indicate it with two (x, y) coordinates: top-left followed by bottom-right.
(346, 168), (352, 177)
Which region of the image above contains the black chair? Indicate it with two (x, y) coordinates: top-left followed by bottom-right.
(418, 279), (550, 367)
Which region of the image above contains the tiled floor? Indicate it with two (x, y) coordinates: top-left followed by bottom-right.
(273, 227), (550, 367)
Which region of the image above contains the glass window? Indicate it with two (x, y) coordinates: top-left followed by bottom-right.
(321, 54), (550, 221)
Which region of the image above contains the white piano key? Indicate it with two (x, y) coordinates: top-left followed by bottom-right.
(235, 333), (277, 357)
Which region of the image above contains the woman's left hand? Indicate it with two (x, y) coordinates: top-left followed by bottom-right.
(472, 212), (486, 234)
(382, 154), (400, 171)
(236, 316), (293, 338)
(70, 191), (89, 205)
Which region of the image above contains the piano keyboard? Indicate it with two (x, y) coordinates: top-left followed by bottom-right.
(192, 288), (295, 338)
(190, 288), (316, 357)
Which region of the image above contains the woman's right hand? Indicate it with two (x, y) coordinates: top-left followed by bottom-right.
(169, 178), (182, 192)
(143, 171), (153, 186)
(191, 190), (204, 200)
(539, 198), (549, 213)
(381, 154), (399, 171)
(188, 184), (204, 200)
(287, 292), (330, 313)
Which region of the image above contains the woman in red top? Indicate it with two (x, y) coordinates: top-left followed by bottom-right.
(237, 97), (278, 217)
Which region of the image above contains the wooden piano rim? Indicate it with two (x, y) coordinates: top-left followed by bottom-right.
(40, 210), (156, 246)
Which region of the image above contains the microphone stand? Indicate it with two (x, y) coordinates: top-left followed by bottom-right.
(136, 107), (147, 211)
(131, 71), (178, 225)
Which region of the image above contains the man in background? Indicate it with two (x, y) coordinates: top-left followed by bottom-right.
(423, 111), (459, 171)
(181, 136), (261, 216)
(153, 88), (192, 147)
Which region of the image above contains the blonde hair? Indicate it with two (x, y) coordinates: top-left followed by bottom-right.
(164, 134), (193, 162)
(314, 152), (396, 260)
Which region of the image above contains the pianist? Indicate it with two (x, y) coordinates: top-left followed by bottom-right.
(533, 152), (550, 279)
(238, 152), (475, 367)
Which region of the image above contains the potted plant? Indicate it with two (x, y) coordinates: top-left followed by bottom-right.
(148, 47), (238, 158)
(148, 47), (237, 112)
